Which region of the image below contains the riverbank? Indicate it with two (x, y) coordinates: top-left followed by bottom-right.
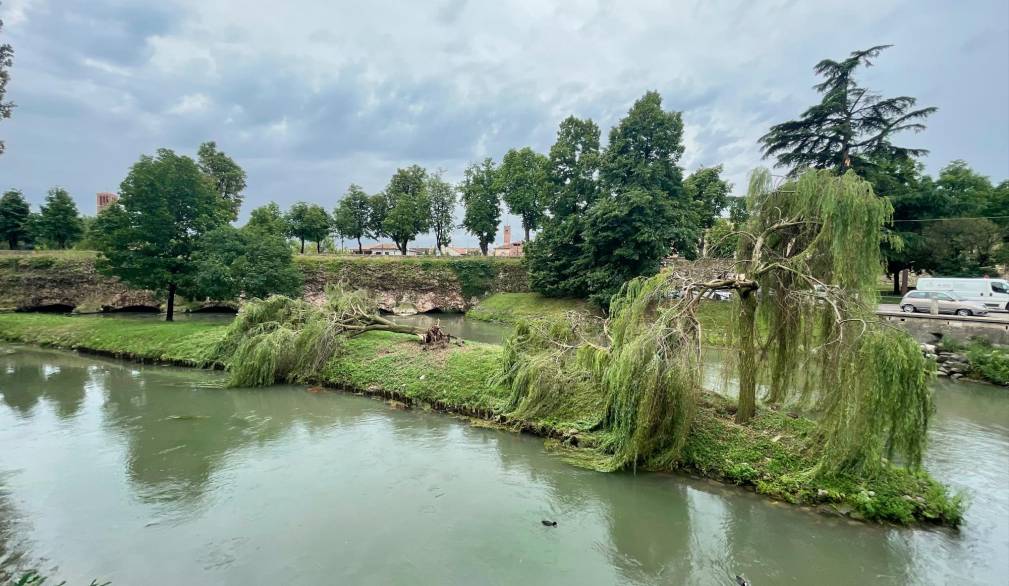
(0, 313), (963, 527)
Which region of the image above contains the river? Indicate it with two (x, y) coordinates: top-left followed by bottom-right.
(0, 343), (1006, 585)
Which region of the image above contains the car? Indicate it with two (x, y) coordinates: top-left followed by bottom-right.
(915, 277), (1009, 310)
(899, 290), (989, 316)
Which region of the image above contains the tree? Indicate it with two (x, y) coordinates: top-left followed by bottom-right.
(382, 165), (431, 255)
(0, 189), (31, 249)
(427, 170), (456, 255)
(525, 116), (601, 298)
(684, 165), (731, 255)
(37, 187), (83, 249)
(760, 45), (936, 176)
(497, 147), (548, 241)
(197, 141), (247, 221)
(333, 184), (371, 253)
(587, 91), (698, 304)
(460, 158), (500, 255)
(367, 193), (390, 241)
(0, 12), (13, 156)
(704, 218), (738, 258)
(246, 202), (288, 237)
(285, 202), (331, 254)
(186, 225), (302, 301)
(923, 219), (1001, 277)
(92, 148), (230, 321)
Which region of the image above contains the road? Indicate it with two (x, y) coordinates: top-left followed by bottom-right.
(878, 304), (1009, 321)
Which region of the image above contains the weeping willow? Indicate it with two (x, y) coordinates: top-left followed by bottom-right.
(502, 271), (707, 470)
(214, 285), (435, 387)
(501, 168), (934, 476)
(728, 168), (934, 474)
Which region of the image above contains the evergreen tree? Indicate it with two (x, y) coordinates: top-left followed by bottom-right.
(427, 170), (456, 255)
(497, 147), (548, 241)
(460, 158), (500, 255)
(197, 141), (247, 221)
(285, 202), (331, 254)
(760, 45), (936, 176)
(92, 148), (230, 321)
(333, 184), (372, 253)
(0, 189), (30, 249)
(37, 187), (83, 249)
(382, 165), (431, 255)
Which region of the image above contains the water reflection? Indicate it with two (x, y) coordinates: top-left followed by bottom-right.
(0, 345), (1005, 585)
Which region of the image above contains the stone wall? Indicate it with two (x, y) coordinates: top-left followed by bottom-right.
(0, 254), (530, 314)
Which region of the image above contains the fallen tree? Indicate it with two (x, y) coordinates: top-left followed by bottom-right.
(213, 285), (450, 387)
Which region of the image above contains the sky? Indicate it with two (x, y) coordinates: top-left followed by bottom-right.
(1, 0), (1007, 248)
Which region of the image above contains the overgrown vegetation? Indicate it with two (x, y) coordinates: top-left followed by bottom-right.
(466, 292), (591, 324)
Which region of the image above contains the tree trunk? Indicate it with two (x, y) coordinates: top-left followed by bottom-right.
(316, 240), (322, 254)
(300, 238), (305, 254)
(166, 282), (177, 322)
(893, 270), (901, 295)
(524, 225), (531, 242)
(900, 269), (909, 295)
(736, 290), (758, 424)
(7, 237), (16, 250)
(480, 242), (488, 256)
(357, 237), (363, 254)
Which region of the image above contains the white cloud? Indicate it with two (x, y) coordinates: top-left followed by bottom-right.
(166, 93), (212, 115)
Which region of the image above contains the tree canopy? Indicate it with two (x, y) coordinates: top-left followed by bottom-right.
(285, 202), (331, 254)
(0, 189), (31, 249)
(497, 147), (548, 241)
(427, 170), (456, 254)
(381, 165), (431, 254)
(197, 141), (247, 221)
(186, 225), (302, 301)
(37, 187), (83, 249)
(460, 158), (500, 255)
(246, 202), (288, 237)
(333, 184), (371, 253)
(760, 45), (936, 176)
(93, 148), (230, 320)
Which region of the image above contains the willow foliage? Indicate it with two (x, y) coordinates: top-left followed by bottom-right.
(732, 169), (934, 474)
(214, 286), (379, 387)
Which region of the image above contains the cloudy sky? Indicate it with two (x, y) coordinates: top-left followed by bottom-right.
(1, 0), (1007, 247)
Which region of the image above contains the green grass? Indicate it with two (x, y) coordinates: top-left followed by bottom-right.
(466, 292), (594, 324)
(0, 312), (963, 526)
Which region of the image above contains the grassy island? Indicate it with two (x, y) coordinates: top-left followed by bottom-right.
(0, 311), (963, 527)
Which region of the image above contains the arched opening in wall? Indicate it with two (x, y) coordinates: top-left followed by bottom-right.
(190, 306), (238, 314)
(107, 305), (161, 313)
(16, 304), (76, 313)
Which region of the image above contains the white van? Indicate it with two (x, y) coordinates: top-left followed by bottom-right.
(915, 277), (1009, 310)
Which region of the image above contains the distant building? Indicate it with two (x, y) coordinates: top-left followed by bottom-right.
(356, 242), (418, 256)
(96, 192), (118, 213)
(492, 225), (524, 257)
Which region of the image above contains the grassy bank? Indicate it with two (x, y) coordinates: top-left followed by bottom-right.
(0, 313), (962, 526)
(465, 292), (593, 324)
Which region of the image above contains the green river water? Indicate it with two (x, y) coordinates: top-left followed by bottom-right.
(0, 316), (1007, 585)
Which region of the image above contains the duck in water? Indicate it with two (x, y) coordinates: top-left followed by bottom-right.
(541, 520), (557, 527)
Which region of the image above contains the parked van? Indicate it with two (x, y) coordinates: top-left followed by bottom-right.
(915, 277), (1009, 310)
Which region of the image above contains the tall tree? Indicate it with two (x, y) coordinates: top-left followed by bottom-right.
(37, 187), (83, 249)
(525, 116), (601, 298)
(427, 170), (456, 255)
(245, 202), (288, 237)
(497, 147), (548, 241)
(382, 165), (431, 255)
(333, 184), (371, 253)
(460, 158), (500, 255)
(92, 148), (230, 321)
(197, 141), (247, 220)
(0, 189), (30, 249)
(584, 91), (696, 304)
(285, 202), (331, 254)
(760, 45), (936, 176)
(683, 165), (732, 255)
(0, 11), (13, 156)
